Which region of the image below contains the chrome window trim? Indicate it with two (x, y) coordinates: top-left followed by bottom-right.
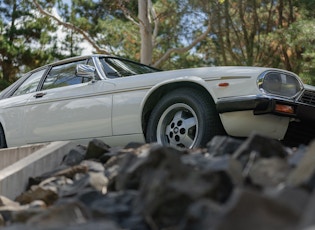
(92, 56), (107, 80)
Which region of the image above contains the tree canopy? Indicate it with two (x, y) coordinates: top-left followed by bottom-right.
(1, 0), (315, 87)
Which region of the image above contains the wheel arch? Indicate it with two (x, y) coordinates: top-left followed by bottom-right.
(141, 80), (216, 138)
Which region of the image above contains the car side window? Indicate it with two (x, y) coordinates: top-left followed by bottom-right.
(42, 60), (87, 90)
(12, 69), (46, 97)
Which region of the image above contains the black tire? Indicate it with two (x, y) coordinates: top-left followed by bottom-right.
(146, 88), (225, 148)
(0, 125), (7, 148)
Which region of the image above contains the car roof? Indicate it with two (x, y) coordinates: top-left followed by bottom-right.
(38, 54), (108, 68)
(26, 54), (139, 75)
(0, 55), (111, 99)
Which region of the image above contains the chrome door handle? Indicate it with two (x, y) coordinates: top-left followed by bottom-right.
(34, 92), (47, 98)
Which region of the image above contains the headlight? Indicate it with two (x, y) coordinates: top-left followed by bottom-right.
(257, 71), (302, 97)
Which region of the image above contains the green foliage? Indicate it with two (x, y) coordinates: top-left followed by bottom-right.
(2, 0), (315, 86)
(185, 0), (315, 79)
(0, 78), (11, 90)
(0, 0), (70, 84)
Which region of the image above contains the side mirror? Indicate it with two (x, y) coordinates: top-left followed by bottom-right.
(75, 64), (96, 82)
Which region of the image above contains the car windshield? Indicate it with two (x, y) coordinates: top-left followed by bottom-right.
(99, 57), (161, 78)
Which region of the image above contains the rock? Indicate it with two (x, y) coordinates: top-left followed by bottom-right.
(0, 196), (21, 225)
(287, 140), (315, 191)
(11, 206), (45, 224)
(0, 196), (19, 207)
(80, 160), (105, 173)
(207, 135), (243, 157)
(85, 139), (111, 159)
(53, 165), (88, 179)
(15, 186), (58, 206)
(123, 142), (145, 149)
(203, 155), (243, 186)
(216, 188), (300, 230)
(287, 145), (307, 167)
(135, 146), (234, 228)
(39, 176), (73, 194)
(82, 190), (146, 229)
(114, 144), (162, 191)
(88, 172), (108, 193)
(181, 153), (243, 199)
(27, 164), (87, 188)
(297, 190), (315, 229)
(58, 174), (91, 198)
(27, 165), (69, 188)
(179, 199), (223, 230)
(0, 220), (122, 230)
(0, 200), (46, 225)
(103, 152), (130, 191)
(264, 187), (310, 215)
(0, 214), (4, 226)
(233, 133), (289, 168)
(26, 201), (91, 228)
(248, 157), (290, 187)
(61, 145), (86, 166)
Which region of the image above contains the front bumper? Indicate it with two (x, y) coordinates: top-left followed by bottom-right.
(216, 95), (315, 121)
(216, 95), (315, 146)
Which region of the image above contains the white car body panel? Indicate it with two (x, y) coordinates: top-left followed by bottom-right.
(23, 81), (113, 144)
(112, 89), (147, 135)
(0, 94), (33, 147)
(219, 111), (290, 139)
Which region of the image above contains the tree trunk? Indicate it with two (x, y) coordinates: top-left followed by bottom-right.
(138, 0), (153, 65)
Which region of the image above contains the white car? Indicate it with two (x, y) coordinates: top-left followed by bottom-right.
(0, 54), (313, 148)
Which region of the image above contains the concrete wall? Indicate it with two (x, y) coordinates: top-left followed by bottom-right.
(0, 141), (77, 200)
(0, 144), (47, 170)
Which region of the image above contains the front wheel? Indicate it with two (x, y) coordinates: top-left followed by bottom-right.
(145, 88), (225, 149)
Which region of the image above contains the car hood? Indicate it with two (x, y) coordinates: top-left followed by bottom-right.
(152, 66), (273, 80)
(303, 84), (315, 91)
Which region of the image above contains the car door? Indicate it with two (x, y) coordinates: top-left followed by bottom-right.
(0, 68), (47, 147)
(23, 59), (114, 144)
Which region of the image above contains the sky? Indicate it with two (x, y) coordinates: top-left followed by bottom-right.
(51, 7), (94, 55)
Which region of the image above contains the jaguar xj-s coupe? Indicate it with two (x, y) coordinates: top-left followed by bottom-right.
(0, 54), (314, 149)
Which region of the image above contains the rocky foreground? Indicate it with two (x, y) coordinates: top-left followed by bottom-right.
(1, 133), (315, 230)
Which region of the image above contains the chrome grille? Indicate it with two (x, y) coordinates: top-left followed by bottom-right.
(299, 90), (315, 106)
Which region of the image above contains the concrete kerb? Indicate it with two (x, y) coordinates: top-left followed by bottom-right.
(0, 141), (77, 200)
